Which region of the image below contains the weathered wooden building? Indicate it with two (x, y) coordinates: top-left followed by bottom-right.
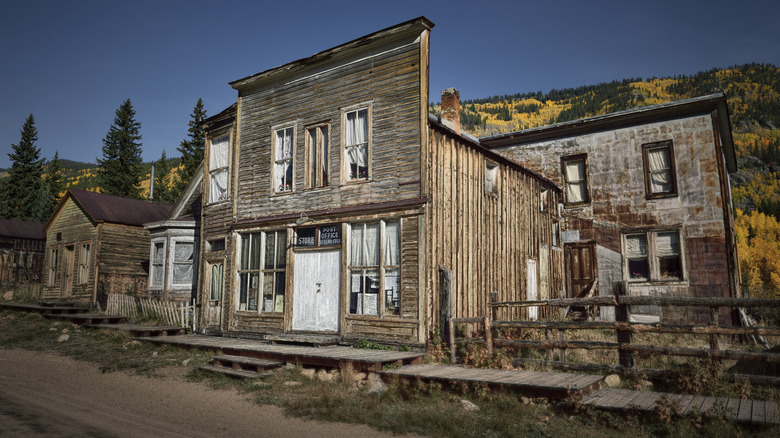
(481, 94), (739, 323)
(42, 189), (172, 305)
(144, 165), (202, 302)
(196, 17), (562, 345)
(0, 218), (45, 284)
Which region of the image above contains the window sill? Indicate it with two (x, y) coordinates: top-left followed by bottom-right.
(206, 199), (230, 206)
(270, 191), (295, 197)
(626, 278), (687, 286)
(346, 314), (410, 322)
(343, 178), (373, 186)
(563, 202), (590, 209)
(645, 192), (678, 200)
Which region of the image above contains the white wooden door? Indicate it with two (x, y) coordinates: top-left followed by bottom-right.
(293, 250), (341, 332)
(527, 259), (538, 320)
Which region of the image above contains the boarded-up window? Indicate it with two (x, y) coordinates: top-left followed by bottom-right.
(562, 154), (589, 205)
(274, 127), (294, 192)
(77, 243), (90, 284)
(344, 108), (369, 181)
(209, 135), (230, 203)
(306, 125), (329, 188)
(349, 220), (400, 316)
(643, 140), (677, 198)
(171, 241), (194, 286)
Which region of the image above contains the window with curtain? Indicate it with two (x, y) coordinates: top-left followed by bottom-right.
(562, 155), (589, 205)
(78, 243), (90, 284)
(623, 229), (684, 282)
(150, 240), (165, 287)
(344, 108), (369, 181)
(306, 125), (329, 188)
(349, 220), (400, 316)
(237, 231), (286, 313)
(274, 127), (294, 192)
(171, 241), (194, 286)
(48, 247), (58, 287)
(209, 135), (230, 203)
(210, 263), (224, 301)
(643, 140), (677, 197)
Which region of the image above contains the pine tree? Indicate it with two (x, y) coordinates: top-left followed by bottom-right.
(173, 98), (207, 199)
(1, 114), (47, 221)
(152, 149), (177, 204)
(97, 99), (144, 199)
(44, 151), (65, 214)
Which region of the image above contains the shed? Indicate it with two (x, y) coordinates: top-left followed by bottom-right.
(0, 218), (45, 284)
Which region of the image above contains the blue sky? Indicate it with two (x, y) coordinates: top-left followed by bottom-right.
(1, 0), (779, 168)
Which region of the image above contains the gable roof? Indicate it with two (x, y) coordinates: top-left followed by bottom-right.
(44, 189), (172, 233)
(0, 218), (44, 240)
(480, 93), (736, 173)
(167, 161), (203, 221)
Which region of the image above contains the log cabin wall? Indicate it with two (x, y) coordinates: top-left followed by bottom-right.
(42, 199), (97, 303)
(424, 122), (563, 328)
(486, 101), (739, 324)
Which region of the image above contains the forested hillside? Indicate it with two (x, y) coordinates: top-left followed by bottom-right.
(431, 63), (780, 298)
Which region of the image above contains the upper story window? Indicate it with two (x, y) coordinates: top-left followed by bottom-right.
(209, 135), (230, 203)
(624, 229), (683, 282)
(642, 140), (677, 198)
(274, 126), (295, 193)
(485, 161), (498, 194)
(562, 154), (590, 206)
(344, 107), (370, 181)
(305, 124), (329, 188)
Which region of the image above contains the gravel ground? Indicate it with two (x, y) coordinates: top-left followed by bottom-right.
(0, 348), (413, 437)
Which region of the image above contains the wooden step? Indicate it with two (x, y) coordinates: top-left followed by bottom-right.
(199, 364), (271, 379)
(43, 313), (127, 325)
(85, 323), (188, 337)
(212, 354), (285, 372)
(1, 303), (89, 315)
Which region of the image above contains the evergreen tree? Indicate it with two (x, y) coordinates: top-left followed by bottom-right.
(152, 149), (177, 204)
(173, 98), (206, 199)
(97, 99), (144, 199)
(2, 114), (47, 221)
(44, 151), (65, 215)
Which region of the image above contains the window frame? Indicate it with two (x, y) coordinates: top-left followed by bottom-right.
(348, 219), (401, 317)
(272, 124), (296, 193)
(622, 228), (685, 283)
(150, 238), (166, 289)
(77, 242), (90, 284)
(208, 133), (231, 203)
(342, 104), (372, 183)
(236, 230), (287, 314)
(48, 247), (58, 287)
(304, 123), (330, 189)
(209, 262), (224, 301)
(561, 153), (590, 206)
(169, 238), (195, 288)
(642, 140), (678, 199)
(485, 160), (498, 194)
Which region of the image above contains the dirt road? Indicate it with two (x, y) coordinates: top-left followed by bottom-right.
(0, 349), (410, 437)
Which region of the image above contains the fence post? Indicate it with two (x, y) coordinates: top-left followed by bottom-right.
(439, 266), (453, 362)
(614, 281), (634, 368)
(709, 306), (720, 353)
(484, 315), (493, 355)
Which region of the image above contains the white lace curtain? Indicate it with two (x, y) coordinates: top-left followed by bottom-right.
(648, 147), (672, 192)
(565, 159), (586, 203)
(209, 135), (230, 202)
(385, 221), (400, 266)
(350, 222), (379, 266)
(625, 234), (648, 259)
(656, 232), (680, 257)
(275, 128), (293, 190)
(346, 109), (368, 170)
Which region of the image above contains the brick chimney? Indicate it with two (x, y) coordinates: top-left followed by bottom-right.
(441, 88), (461, 135)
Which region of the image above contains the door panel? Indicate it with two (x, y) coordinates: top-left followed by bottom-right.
(293, 250), (341, 332)
(62, 246), (74, 298)
(565, 242), (597, 298)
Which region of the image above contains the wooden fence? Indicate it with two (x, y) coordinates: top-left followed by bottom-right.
(105, 294), (195, 330)
(446, 284), (780, 385)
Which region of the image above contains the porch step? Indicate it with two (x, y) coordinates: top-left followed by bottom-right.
(43, 313), (127, 325)
(1, 303), (89, 315)
(198, 364), (272, 379)
(264, 333), (341, 347)
(199, 354), (285, 379)
(86, 323), (188, 337)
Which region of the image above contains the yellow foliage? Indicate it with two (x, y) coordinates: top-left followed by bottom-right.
(735, 209), (780, 299)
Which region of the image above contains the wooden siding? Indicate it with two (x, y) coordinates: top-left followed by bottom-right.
(234, 34), (423, 220)
(42, 200), (98, 302)
(424, 126), (562, 328)
(96, 223), (151, 297)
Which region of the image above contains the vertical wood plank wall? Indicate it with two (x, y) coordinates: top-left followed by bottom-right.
(424, 125), (562, 328)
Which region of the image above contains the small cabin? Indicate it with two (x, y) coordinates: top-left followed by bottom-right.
(42, 189), (171, 305)
(0, 218), (45, 284)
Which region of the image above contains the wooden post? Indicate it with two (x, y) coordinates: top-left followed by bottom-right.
(709, 306), (720, 353)
(614, 281), (634, 368)
(546, 329), (553, 362)
(490, 291), (501, 341)
(484, 315), (493, 355)
(448, 318), (456, 364)
(439, 266), (453, 361)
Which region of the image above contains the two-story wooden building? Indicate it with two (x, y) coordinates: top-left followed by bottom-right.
(481, 94), (739, 324)
(196, 17), (562, 345)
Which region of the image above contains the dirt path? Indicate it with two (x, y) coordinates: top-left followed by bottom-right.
(0, 348), (413, 437)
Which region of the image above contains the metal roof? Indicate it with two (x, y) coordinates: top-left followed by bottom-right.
(0, 218), (44, 240)
(61, 189), (172, 228)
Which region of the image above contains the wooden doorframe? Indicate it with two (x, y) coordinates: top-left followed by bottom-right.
(61, 245), (75, 298)
(292, 249), (341, 332)
(564, 241), (597, 299)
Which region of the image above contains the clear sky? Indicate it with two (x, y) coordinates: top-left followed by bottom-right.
(1, 0), (779, 168)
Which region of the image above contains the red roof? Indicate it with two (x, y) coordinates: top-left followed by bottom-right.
(66, 189), (172, 227)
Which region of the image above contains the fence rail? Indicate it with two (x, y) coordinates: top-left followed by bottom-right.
(105, 294), (195, 330)
(446, 282), (780, 385)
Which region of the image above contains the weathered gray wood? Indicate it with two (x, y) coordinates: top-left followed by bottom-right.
(494, 319), (780, 336)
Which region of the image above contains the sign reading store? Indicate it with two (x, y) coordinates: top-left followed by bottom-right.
(295, 224), (342, 248)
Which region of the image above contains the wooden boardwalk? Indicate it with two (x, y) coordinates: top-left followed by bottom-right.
(84, 323), (188, 337)
(582, 388), (779, 425)
(0, 303), (89, 315)
(139, 334), (425, 372)
(381, 364), (604, 400)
